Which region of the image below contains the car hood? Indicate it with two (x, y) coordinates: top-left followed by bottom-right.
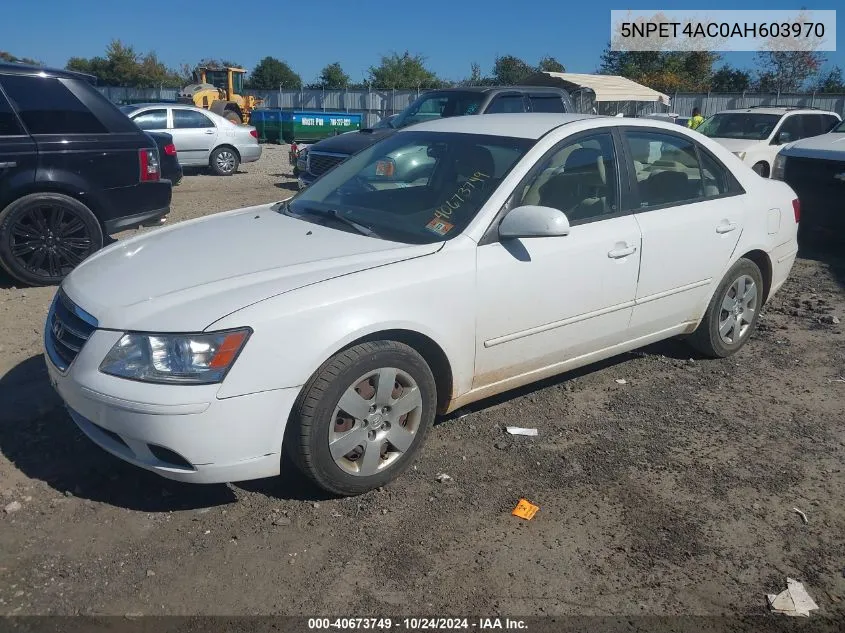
(62, 203), (441, 331)
(782, 132), (845, 160)
(708, 138), (760, 153)
(307, 128), (396, 155)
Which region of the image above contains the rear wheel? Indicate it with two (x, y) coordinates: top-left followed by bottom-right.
(0, 193), (103, 286)
(286, 341), (437, 496)
(688, 258), (764, 358)
(210, 147), (239, 176)
(752, 161), (769, 177)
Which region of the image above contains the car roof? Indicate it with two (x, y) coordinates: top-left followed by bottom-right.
(0, 62), (96, 83)
(399, 113), (602, 139)
(716, 107), (837, 116)
(422, 85), (568, 95)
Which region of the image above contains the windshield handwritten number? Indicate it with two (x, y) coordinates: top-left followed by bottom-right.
(434, 171), (490, 220)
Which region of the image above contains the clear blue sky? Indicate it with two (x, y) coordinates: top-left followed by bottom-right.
(1, 0), (842, 81)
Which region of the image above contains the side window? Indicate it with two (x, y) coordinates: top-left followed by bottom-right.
(529, 94), (565, 113)
(775, 115), (803, 143)
(518, 132), (619, 223)
(173, 109), (214, 129)
(699, 150), (730, 197)
(0, 86), (24, 136)
(0, 75), (106, 134)
(625, 131), (703, 208)
(132, 109), (167, 131)
(821, 114), (840, 132)
(486, 95), (526, 114)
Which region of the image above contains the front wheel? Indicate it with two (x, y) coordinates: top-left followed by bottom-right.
(687, 258), (764, 358)
(210, 147), (239, 176)
(286, 341), (437, 496)
(0, 193), (104, 286)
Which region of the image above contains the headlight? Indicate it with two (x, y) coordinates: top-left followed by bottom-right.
(772, 154), (786, 181)
(733, 151), (747, 161)
(99, 329), (250, 384)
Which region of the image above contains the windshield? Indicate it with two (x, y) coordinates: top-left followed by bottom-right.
(282, 130), (534, 244)
(697, 113), (782, 140)
(391, 91), (486, 129)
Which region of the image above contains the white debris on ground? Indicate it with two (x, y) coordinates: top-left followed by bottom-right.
(435, 473), (452, 483)
(767, 577), (819, 617)
(615, 379), (628, 385)
(505, 427), (539, 436)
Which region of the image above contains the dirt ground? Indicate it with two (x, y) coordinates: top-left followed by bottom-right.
(1, 145), (844, 619)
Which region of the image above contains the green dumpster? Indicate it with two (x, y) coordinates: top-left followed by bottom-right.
(281, 111), (363, 143)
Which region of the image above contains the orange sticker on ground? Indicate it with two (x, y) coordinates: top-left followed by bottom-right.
(512, 498), (539, 520)
(425, 217), (454, 237)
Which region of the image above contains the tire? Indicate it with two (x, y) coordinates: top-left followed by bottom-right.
(286, 340), (437, 496)
(224, 110), (242, 125)
(209, 146), (239, 176)
(0, 193), (104, 287)
(687, 258), (764, 358)
(752, 161), (769, 177)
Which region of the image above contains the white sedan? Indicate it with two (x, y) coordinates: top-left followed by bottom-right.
(44, 113), (800, 496)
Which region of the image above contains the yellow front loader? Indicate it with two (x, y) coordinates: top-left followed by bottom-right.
(178, 66), (262, 124)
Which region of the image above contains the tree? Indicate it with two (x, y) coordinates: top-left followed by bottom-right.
(597, 43), (719, 93)
(536, 56), (565, 73)
(711, 65), (752, 92)
(0, 51), (40, 65)
(318, 62), (350, 89)
(816, 66), (845, 93)
(492, 55), (534, 85)
(368, 51), (441, 90)
(245, 56), (302, 89)
(754, 50), (825, 92)
(65, 39), (184, 87)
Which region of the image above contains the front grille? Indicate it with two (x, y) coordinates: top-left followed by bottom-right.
(45, 290), (98, 371)
(308, 152), (347, 177)
(784, 156), (845, 229)
(784, 155), (845, 189)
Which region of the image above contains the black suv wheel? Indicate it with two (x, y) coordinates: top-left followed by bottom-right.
(0, 193), (104, 286)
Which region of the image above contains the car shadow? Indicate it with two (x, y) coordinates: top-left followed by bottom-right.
(0, 355), (236, 512)
(798, 236), (845, 291)
(275, 181), (299, 191)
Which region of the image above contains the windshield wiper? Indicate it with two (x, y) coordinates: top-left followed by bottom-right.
(301, 207), (380, 238)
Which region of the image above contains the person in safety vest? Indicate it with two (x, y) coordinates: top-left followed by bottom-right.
(688, 108), (705, 130)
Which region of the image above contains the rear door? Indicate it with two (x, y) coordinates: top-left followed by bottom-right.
(169, 108), (217, 165)
(622, 127), (748, 337)
(0, 79), (36, 207)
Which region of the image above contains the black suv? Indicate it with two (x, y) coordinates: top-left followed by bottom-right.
(0, 64), (172, 286)
(292, 85), (574, 188)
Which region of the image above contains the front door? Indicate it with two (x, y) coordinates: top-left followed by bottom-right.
(0, 81), (36, 202)
(169, 108), (217, 165)
(473, 130), (642, 388)
(621, 128), (747, 337)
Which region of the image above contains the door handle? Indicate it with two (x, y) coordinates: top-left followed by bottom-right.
(716, 221), (738, 234)
(608, 244), (637, 259)
(0, 161), (17, 168)
(204, 129), (215, 134)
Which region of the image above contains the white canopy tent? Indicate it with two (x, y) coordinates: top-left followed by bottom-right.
(524, 72), (671, 115)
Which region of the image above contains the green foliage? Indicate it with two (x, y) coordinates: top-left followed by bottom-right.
(318, 62), (350, 89)
(492, 55), (535, 85)
(754, 50), (825, 92)
(816, 66), (845, 93)
(711, 65), (752, 92)
(65, 40), (184, 87)
(245, 56), (302, 90)
(0, 51), (40, 65)
(536, 56), (565, 73)
(367, 52), (442, 90)
(598, 44), (720, 93)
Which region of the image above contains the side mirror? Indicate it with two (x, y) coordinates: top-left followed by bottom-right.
(498, 205), (571, 239)
(775, 131), (792, 144)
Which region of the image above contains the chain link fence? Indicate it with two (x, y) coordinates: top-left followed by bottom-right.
(99, 86), (845, 126)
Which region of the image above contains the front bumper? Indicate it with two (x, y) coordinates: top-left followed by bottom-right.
(44, 328), (300, 484)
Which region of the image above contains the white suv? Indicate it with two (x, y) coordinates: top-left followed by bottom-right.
(697, 107), (840, 177)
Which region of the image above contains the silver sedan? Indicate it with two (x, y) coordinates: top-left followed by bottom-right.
(120, 103), (262, 176)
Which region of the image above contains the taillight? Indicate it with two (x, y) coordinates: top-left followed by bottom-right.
(139, 148), (160, 182)
(291, 142), (298, 155)
(163, 143), (177, 157)
(792, 198), (800, 223)
(249, 129), (258, 139)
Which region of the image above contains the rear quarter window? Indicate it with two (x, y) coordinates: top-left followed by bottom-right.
(0, 85), (24, 136)
(0, 75), (107, 134)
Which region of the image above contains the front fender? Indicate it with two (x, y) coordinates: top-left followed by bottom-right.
(210, 239), (478, 401)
